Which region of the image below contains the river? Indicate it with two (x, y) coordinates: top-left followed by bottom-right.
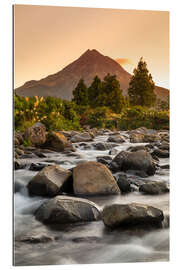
(14, 131), (169, 266)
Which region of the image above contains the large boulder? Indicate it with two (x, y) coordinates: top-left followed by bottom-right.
(73, 161), (120, 195)
(35, 195), (101, 224)
(71, 132), (93, 143)
(24, 122), (46, 146)
(110, 150), (156, 176)
(27, 165), (72, 197)
(139, 181), (169, 195)
(107, 135), (125, 143)
(102, 203), (164, 228)
(45, 131), (75, 152)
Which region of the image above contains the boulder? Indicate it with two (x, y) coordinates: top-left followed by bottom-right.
(35, 195), (101, 224)
(107, 135), (125, 143)
(71, 132), (93, 143)
(14, 159), (26, 170)
(127, 145), (148, 152)
(93, 142), (116, 151)
(96, 156), (112, 166)
(109, 148), (119, 156)
(14, 132), (24, 145)
(139, 181), (169, 195)
(24, 122), (46, 146)
(102, 203), (164, 228)
(45, 131), (75, 152)
(73, 161), (120, 195)
(116, 173), (131, 193)
(129, 127), (160, 143)
(129, 133), (145, 143)
(110, 150), (156, 176)
(27, 165), (72, 197)
(151, 149), (169, 158)
(29, 163), (47, 171)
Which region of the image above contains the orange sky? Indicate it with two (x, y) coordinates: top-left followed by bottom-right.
(14, 5), (169, 89)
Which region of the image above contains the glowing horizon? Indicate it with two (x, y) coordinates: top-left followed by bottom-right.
(14, 5), (169, 89)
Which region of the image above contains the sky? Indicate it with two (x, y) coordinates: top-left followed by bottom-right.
(14, 5), (169, 89)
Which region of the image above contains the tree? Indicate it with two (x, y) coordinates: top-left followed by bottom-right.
(128, 57), (156, 107)
(100, 73), (125, 113)
(72, 79), (88, 106)
(88, 75), (102, 107)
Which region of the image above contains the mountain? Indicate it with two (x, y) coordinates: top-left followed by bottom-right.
(15, 49), (169, 101)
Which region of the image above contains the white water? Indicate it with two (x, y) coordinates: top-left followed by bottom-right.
(14, 131), (169, 266)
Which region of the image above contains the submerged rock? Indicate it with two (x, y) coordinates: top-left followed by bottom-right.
(27, 165), (72, 197)
(73, 161), (120, 195)
(110, 150), (156, 176)
(139, 181), (169, 195)
(102, 203), (164, 228)
(35, 195), (101, 224)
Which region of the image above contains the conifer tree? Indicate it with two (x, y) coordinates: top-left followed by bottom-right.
(72, 79), (88, 105)
(128, 57), (156, 107)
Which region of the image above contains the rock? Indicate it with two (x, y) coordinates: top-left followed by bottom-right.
(34, 152), (47, 158)
(109, 148), (119, 155)
(19, 153), (37, 159)
(110, 150), (156, 176)
(129, 127), (160, 143)
(14, 132), (24, 145)
(24, 122), (46, 146)
(93, 142), (115, 151)
(127, 145), (148, 152)
(158, 144), (169, 151)
(16, 234), (57, 244)
(35, 195), (101, 224)
(142, 134), (161, 143)
(14, 180), (24, 193)
(102, 203), (164, 228)
(15, 148), (24, 156)
(27, 165), (72, 197)
(45, 131), (75, 152)
(139, 181), (169, 195)
(116, 173), (131, 193)
(130, 133), (145, 143)
(160, 164), (170, 169)
(96, 156), (112, 166)
(151, 149), (169, 158)
(107, 135), (125, 143)
(71, 132), (93, 143)
(14, 159), (26, 170)
(73, 161), (120, 195)
(29, 163), (47, 171)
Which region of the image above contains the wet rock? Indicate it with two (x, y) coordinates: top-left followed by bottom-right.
(151, 149), (169, 158)
(27, 165), (72, 197)
(102, 203), (164, 228)
(35, 195), (101, 224)
(19, 153), (37, 159)
(109, 148), (119, 155)
(116, 173), (131, 193)
(45, 131), (75, 152)
(158, 144), (169, 151)
(129, 127), (160, 143)
(29, 163), (47, 171)
(14, 132), (24, 145)
(14, 159), (26, 170)
(71, 132), (93, 143)
(110, 150), (156, 176)
(72, 236), (101, 243)
(107, 135), (125, 143)
(24, 122), (46, 146)
(96, 157), (112, 166)
(127, 145), (148, 152)
(16, 234), (57, 244)
(93, 142), (115, 151)
(34, 152), (47, 158)
(15, 148), (24, 156)
(139, 181), (169, 195)
(160, 164), (170, 169)
(14, 180), (24, 193)
(73, 161), (120, 195)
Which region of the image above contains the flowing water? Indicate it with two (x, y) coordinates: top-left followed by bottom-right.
(14, 131), (169, 266)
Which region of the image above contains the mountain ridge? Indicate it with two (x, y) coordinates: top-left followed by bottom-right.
(15, 49), (169, 101)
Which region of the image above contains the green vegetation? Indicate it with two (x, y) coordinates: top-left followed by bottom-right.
(128, 57), (156, 107)
(14, 59), (169, 132)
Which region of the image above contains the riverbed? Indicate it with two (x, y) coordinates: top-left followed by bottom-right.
(14, 131), (169, 266)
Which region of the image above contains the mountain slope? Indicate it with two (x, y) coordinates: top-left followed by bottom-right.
(15, 49), (169, 101)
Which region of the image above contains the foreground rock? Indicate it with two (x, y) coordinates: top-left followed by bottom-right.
(110, 150), (156, 176)
(24, 122), (46, 146)
(35, 196), (101, 224)
(102, 203), (164, 228)
(73, 161), (120, 195)
(27, 165), (72, 197)
(44, 131), (75, 152)
(139, 181), (169, 195)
